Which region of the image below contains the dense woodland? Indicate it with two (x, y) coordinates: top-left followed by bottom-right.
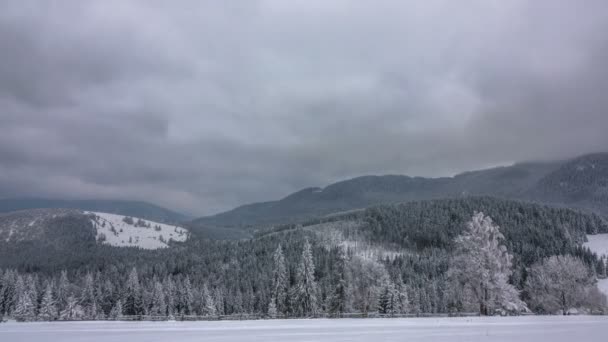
(1, 197), (607, 321)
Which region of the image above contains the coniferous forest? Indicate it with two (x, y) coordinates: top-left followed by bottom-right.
(1, 197), (607, 321)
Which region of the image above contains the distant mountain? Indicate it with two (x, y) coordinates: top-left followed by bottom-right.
(0, 198), (190, 224)
(527, 152), (608, 216)
(192, 153), (608, 229)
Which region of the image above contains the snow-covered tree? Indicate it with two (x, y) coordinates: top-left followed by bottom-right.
(377, 277), (399, 315)
(14, 291), (35, 320)
(108, 299), (124, 319)
(56, 270), (70, 312)
(13, 275), (35, 320)
(270, 244), (288, 315)
(200, 283), (216, 316)
(292, 239), (318, 316)
(448, 212), (527, 315)
(124, 267), (143, 316)
(0, 270), (17, 316)
(38, 283), (58, 321)
(327, 247), (350, 315)
(213, 287), (225, 315)
(59, 295), (84, 320)
(80, 273), (99, 319)
(267, 296), (278, 318)
(179, 276), (194, 315)
(525, 255), (606, 314)
(150, 279), (167, 316)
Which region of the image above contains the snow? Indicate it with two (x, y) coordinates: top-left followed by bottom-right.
(2, 316), (608, 342)
(86, 212), (188, 250)
(584, 234), (608, 258)
(597, 278), (608, 296)
(584, 234), (608, 296)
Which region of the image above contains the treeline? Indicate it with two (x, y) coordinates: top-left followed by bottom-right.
(1, 198), (607, 321)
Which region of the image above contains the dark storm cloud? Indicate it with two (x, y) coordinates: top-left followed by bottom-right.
(1, 0), (608, 215)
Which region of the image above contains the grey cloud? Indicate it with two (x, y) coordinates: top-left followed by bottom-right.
(1, 0), (608, 215)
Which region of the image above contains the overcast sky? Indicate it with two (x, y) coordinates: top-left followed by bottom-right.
(1, 0), (608, 216)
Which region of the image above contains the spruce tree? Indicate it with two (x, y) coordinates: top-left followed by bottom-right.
(270, 244), (288, 315)
(327, 247), (349, 316)
(38, 283), (58, 321)
(293, 239), (318, 316)
(124, 267), (144, 316)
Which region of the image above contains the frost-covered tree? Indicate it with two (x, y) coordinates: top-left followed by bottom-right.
(267, 296), (278, 318)
(13, 290), (35, 320)
(200, 283), (216, 316)
(292, 239), (318, 316)
(179, 276), (194, 315)
(0, 270), (17, 316)
(124, 267), (144, 316)
(327, 247), (350, 315)
(525, 255), (606, 314)
(270, 244), (288, 315)
(38, 283), (58, 320)
(377, 277), (399, 315)
(109, 299), (124, 319)
(56, 270), (70, 312)
(80, 273), (99, 319)
(448, 212), (526, 315)
(59, 295), (84, 320)
(164, 276), (176, 316)
(150, 280), (166, 316)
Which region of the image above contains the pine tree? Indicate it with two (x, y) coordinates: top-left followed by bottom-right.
(201, 283), (216, 316)
(293, 239), (318, 316)
(0, 270), (16, 316)
(150, 280), (167, 316)
(14, 290), (35, 321)
(270, 244), (288, 315)
(179, 276), (194, 315)
(59, 295), (84, 320)
(267, 296), (278, 318)
(124, 267), (143, 316)
(213, 287), (225, 315)
(164, 276), (176, 316)
(56, 270), (70, 314)
(80, 273), (99, 319)
(109, 299), (124, 319)
(327, 247), (350, 316)
(38, 283), (58, 321)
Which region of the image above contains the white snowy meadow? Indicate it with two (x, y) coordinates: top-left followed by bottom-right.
(88, 212), (188, 249)
(584, 233), (608, 297)
(2, 316), (608, 342)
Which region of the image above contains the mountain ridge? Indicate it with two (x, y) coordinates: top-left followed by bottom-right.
(192, 153), (608, 230)
(0, 198), (190, 224)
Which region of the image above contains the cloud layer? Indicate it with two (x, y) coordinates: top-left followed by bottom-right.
(2, 0), (608, 215)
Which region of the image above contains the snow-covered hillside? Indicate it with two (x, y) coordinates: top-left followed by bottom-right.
(584, 234), (608, 296)
(585, 234), (608, 257)
(87, 212), (188, 249)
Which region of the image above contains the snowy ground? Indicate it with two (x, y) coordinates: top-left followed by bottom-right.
(585, 234), (608, 258)
(87, 212), (188, 249)
(584, 234), (608, 296)
(2, 316), (608, 342)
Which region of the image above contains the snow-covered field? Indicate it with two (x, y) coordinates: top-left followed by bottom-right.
(87, 212), (188, 249)
(585, 234), (608, 258)
(1, 316), (608, 342)
(584, 234), (608, 296)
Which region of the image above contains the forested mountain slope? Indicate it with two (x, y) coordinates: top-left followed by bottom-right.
(527, 153), (608, 216)
(0, 198), (190, 224)
(192, 153), (607, 230)
(1, 197), (606, 320)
